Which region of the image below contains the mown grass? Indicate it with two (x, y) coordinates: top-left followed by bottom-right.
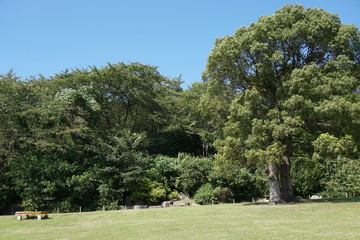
(1, 197), (359, 240)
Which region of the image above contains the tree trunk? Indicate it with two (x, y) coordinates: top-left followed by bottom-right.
(202, 141), (209, 158)
(267, 163), (283, 204)
(279, 154), (296, 202)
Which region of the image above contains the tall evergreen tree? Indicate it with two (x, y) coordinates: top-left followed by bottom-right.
(203, 4), (360, 203)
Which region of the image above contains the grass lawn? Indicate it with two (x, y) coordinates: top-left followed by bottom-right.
(1, 197), (359, 240)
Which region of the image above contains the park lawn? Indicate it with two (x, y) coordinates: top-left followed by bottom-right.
(0, 198), (359, 240)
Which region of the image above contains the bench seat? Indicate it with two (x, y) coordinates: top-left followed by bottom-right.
(16, 211), (49, 220)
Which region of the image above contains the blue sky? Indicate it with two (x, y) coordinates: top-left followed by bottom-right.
(1, 0), (359, 88)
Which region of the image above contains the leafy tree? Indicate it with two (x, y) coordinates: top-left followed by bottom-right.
(0, 70), (39, 212)
(0, 70), (36, 163)
(149, 155), (179, 190)
(10, 152), (77, 211)
(203, 4), (360, 203)
(176, 82), (224, 157)
(176, 153), (213, 196)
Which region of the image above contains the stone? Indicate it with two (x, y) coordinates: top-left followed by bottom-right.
(310, 195), (323, 199)
(134, 205), (148, 209)
(161, 201), (171, 208)
(149, 206), (163, 209)
(178, 192), (190, 200)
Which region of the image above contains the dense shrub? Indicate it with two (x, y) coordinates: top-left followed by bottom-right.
(211, 166), (267, 201)
(176, 153), (213, 196)
(194, 183), (216, 205)
(322, 158), (360, 197)
(168, 190), (179, 200)
(291, 157), (323, 196)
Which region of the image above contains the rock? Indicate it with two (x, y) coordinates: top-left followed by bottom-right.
(178, 192), (190, 200)
(134, 205), (148, 209)
(181, 202), (191, 206)
(169, 204), (183, 207)
(310, 195), (323, 199)
(162, 201), (171, 208)
(149, 206), (163, 209)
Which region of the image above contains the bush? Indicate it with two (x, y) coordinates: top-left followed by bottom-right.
(148, 181), (168, 204)
(131, 178), (169, 205)
(211, 166), (267, 201)
(176, 153), (213, 196)
(194, 183), (216, 205)
(291, 157), (323, 196)
(322, 158), (360, 197)
(168, 190), (179, 200)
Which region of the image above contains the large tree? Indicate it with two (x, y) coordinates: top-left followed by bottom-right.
(203, 4), (360, 203)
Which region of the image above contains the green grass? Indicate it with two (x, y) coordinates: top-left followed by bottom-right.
(1, 197), (359, 240)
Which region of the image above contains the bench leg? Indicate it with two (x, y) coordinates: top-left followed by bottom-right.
(37, 214), (42, 220)
(17, 215), (22, 221)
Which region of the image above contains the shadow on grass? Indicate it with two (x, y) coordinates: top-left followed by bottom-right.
(242, 196), (360, 206)
(303, 196), (360, 204)
(242, 202), (269, 206)
(20, 216), (52, 220)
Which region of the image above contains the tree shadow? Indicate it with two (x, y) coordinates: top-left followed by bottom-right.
(302, 196), (360, 204)
(241, 202), (270, 206)
(19, 215), (52, 220)
(241, 196), (360, 206)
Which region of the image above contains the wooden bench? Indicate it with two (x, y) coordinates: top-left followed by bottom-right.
(15, 211), (49, 220)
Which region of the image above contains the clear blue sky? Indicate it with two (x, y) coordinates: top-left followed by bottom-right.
(1, 0), (359, 88)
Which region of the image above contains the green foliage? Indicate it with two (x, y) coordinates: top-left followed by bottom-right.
(168, 190), (179, 200)
(291, 157), (323, 196)
(211, 163), (267, 201)
(0, 63), (193, 212)
(177, 82), (228, 156)
(321, 158), (360, 197)
(149, 155), (179, 189)
(130, 178), (168, 205)
(202, 4), (360, 203)
(147, 181), (168, 204)
(194, 183), (216, 205)
(312, 134), (360, 197)
(10, 152), (77, 211)
(176, 153), (213, 196)
(0, 169), (13, 211)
